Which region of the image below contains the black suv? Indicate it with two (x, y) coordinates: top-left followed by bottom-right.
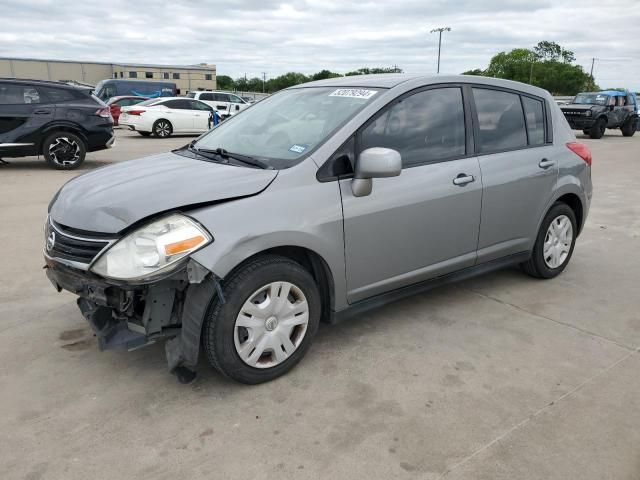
(0, 79), (114, 169)
(560, 90), (638, 139)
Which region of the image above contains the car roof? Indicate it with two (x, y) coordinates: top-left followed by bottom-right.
(289, 74), (552, 97)
(598, 90), (628, 96)
(0, 78), (86, 89)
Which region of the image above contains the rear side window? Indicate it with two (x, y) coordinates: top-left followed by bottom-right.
(473, 88), (527, 152)
(186, 92), (195, 98)
(0, 84), (41, 104)
(522, 97), (545, 146)
(200, 93), (214, 101)
(214, 93), (230, 102)
(361, 87), (466, 167)
(163, 99), (191, 109)
(41, 87), (77, 103)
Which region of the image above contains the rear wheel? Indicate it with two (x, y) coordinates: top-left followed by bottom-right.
(621, 118), (637, 137)
(203, 255), (321, 384)
(588, 117), (606, 139)
(521, 203), (577, 279)
(43, 132), (86, 170)
(152, 119), (172, 137)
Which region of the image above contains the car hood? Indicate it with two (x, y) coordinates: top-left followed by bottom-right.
(560, 104), (596, 112)
(49, 152), (278, 234)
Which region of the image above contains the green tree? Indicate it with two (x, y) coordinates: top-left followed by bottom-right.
(462, 68), (485, 76)
(463, 41), (591, 95)
(216, 75), (235, 90)
(312, 70), (343, 81)
(345, 66), (403, 76)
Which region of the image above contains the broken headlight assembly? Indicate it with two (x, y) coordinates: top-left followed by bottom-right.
(91, 213), (212, 281)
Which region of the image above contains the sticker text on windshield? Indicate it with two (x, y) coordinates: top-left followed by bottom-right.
(329, 89), (378, 99)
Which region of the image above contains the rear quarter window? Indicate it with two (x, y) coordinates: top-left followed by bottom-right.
(522, 97), (546, 146)
(473, 88), (527, 152)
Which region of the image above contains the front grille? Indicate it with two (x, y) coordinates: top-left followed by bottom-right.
(562, 110), (588, 117)
(46, 220), (115, 266)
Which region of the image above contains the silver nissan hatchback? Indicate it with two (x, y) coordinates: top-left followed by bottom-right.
(44, 75), (592, 384)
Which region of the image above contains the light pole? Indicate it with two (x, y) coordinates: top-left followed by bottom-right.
(430, 27), (451, 74)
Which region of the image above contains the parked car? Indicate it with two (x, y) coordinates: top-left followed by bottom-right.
(118, 97), (214, 137)
(560, 90), (638, 138)
(94, 79), (176, 102)
(44, 75), (592, 384)
(107, 96), (149, 125)
(186, 90), (251, 118)
(0, 78), (114, 169)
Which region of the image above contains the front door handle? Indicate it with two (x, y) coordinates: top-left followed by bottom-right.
(33, 110), (51, 115)
(538, 158), (555, 169)
(453, 174), (475, 186)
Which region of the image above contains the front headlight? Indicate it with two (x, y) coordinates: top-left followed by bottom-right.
(91, 213), (212, 281)
(585, 110), (592, 117)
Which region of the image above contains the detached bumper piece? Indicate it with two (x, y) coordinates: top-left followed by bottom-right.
(45, 259), (223, 383)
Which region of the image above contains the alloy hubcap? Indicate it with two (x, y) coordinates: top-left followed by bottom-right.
(543, 215), (573, 269)
(234, 282), (309, 369)
(49, 137), (80, 166)
(156, 122), (170, 136)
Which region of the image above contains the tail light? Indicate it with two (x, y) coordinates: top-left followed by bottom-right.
(127, 110), (145, 116)
(95, 106), (112, 118)
(566, 142), (592, 166)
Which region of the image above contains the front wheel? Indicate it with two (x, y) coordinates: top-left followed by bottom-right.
(588, 118), (606, 139)
(203, 255), (321, 384)
(43, 132), (86, 170)
(521, 203), (577, 279)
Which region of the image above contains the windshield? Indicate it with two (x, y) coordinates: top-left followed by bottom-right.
(573, 93), (608, 106)
(194, 86), (381, 169)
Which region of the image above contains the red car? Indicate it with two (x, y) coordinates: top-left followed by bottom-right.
(106, 96), (149, 125)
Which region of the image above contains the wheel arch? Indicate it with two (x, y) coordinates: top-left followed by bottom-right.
(222, 245), (336, 323)
(554, 193), (584, 234)
(38, 123), (88, 153)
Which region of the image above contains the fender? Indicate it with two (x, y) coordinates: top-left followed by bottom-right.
(39, 120), (89, 149)
(533, 181), (588, 239)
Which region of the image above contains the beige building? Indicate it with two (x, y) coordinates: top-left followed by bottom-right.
(0, 57), (216, 94)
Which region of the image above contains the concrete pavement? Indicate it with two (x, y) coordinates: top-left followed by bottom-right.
(1, 129), (638, 479)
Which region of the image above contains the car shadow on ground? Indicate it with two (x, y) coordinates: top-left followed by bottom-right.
(0, 158), (117, 171)
(84, 265), (529, 393)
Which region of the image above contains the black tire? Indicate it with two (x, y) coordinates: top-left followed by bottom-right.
(138, 131), (152, 137)
(43, 131), (86, 170)
(521, 202), (577, 279)
(582, 129), (590, 135)
(203, 255), (321, 384)
(152, 119), (173, 137)
(621, 118), (637, 137)
(588, 117), (606, 139)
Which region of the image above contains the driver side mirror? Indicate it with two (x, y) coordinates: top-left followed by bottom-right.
(351, 148), (402, 197)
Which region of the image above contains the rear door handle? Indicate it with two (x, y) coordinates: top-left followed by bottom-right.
(33, 110), (51, 115)
(453, 174), (475, 186)
(538, 158), (555, 169)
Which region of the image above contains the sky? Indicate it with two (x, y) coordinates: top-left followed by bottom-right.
(0, 0), (638, 90)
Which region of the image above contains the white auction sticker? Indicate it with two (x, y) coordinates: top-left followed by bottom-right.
(329, 89), (378, 99)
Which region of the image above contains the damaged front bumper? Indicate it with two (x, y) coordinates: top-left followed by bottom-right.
(44, 256), (221, 376)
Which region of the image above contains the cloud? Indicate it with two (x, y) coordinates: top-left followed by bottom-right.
(0, 0), (638, 90)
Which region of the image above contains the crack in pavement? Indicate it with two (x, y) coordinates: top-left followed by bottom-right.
(465, 288), (636, 351)
(437, 346), (639, 478)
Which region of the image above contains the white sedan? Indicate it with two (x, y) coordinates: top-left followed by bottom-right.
(119, 97), (214, 137)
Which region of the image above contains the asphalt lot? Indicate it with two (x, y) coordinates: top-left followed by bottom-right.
(1, 129), (639, 480)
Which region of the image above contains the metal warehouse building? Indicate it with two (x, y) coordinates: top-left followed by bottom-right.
(0, 57), (216, 94)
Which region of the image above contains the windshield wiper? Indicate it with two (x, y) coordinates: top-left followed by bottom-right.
(198, 147), (272, 170)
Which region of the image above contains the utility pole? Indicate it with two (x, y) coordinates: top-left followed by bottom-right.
(589, 58), (596, 88)
(262, 72), (267, 93)
(430, 27), (451, 74)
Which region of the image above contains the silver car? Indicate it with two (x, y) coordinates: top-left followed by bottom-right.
(44, 75), (593, 384)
